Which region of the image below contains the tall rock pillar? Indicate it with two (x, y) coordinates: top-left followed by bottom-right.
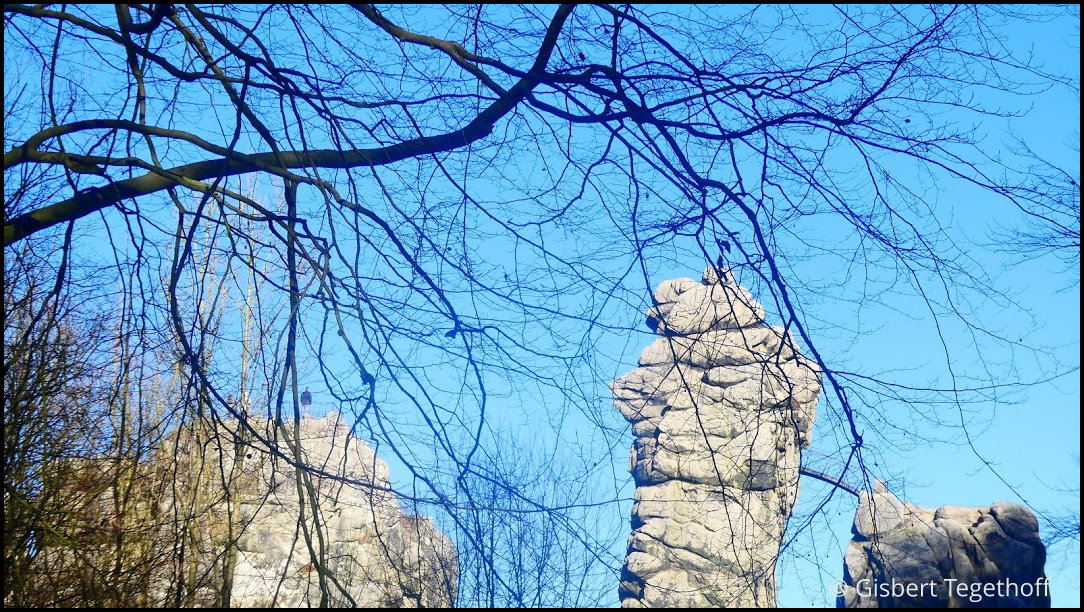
(614, 267), (821, 607)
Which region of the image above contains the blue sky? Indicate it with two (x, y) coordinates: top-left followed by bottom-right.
(4, 4), (1078, 607)
(372, 6), (1082, 606)
(197, 6), (1084, 606)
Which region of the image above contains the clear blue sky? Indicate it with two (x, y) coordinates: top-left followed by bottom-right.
(5, 4), (1077, 607)
(382, 7), (1081, 606)
(232, 6), (1084, 607)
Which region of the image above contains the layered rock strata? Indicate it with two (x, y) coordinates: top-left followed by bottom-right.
(614, 267), (821, 607)
(839, 483), (1050, 608)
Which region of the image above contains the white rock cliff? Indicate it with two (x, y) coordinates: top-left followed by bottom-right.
(166, 411), (457, 607)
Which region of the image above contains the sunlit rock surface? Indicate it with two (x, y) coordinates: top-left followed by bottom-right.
(614, 267), (821, 608)
(839, 483), (1050, 608)
(168, 412), (457, 608)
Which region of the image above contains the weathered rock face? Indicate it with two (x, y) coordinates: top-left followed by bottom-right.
(168, 412), (457, 608)
(614, 267), (821, 608)
(839, 483), (1050, 608)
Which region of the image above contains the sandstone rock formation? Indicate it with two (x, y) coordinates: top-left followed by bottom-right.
(614, 267), (822, 607)
(166, 411), (457, 607)
(839, 482), (1050, 608)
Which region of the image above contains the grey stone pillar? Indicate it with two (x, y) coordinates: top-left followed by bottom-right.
(614, 267), (821, 607)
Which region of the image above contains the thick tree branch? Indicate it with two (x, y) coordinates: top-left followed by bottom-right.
(3, 4), (575, 247)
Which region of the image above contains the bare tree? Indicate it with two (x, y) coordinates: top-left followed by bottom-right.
(4, 4), (1078, 606)
(2, 230), (180, 606)
(990, 138), (1080, 277)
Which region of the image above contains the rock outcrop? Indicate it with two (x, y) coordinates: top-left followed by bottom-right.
(839, 483), (1050, 608)
(614, 267), (821, 607)
(167, 411), (457, 608)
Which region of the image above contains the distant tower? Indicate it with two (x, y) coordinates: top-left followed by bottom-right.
(301, 387), (312, 417)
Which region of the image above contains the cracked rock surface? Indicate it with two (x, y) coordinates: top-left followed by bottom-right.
(839, 482), (1050, 608)
(614, 267), (821, 608)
